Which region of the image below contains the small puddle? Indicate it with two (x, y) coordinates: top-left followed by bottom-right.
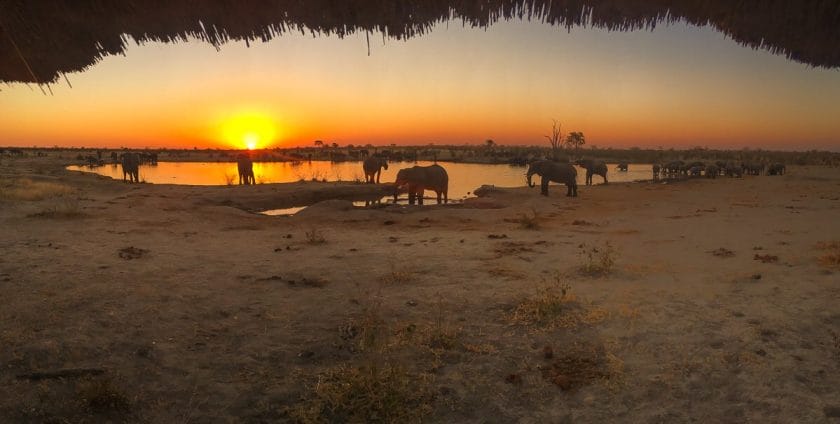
(260, 197), (467, 216)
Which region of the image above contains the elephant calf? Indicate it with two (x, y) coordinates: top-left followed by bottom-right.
(362, 155), (388, 183)
(394, 164), (448, 205)
(527, 160), (577, 197)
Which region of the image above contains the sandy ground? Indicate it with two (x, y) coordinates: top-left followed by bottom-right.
(2, 155), (840, 423)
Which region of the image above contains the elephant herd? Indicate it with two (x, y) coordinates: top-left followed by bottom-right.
(653, 160), (786, 181)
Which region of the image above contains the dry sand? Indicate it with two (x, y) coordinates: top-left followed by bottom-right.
(1, 155), (840, 422)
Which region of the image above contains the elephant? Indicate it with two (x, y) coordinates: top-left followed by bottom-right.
(689, 166), (703, 177)
(652, 163), (661, 181)
(705, 164), (719, 178)
(617, 162), (629, 172)
(575, 159), (608, 185)
(663, 160), (684, 178)
(393, 164), (448, 205)
(120, 152), (140, 183)
(714, 161), (727, 175)
(742, 162), (764, 176)
(237, 154), (255, 185)
(526, 160), (578, 197)
(362, 155), (389, 183)
(767, 163), (786, 175)
(725, 163), (743, 177)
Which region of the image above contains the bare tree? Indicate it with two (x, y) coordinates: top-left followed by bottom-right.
(485, 139), (495, 148)
(545, 120), (564, 160)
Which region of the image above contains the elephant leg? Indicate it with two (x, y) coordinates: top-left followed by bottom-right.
(417, 189), (424, 205)
(566, 183), (572, 197)
(436, 191), (442, 204)
(603, 174), (608, 184)
(540, 176), (549, 196)
(376, 170), (380, 184)
(444, 189), (448, 204)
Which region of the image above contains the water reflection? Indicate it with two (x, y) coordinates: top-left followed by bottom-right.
(69, 161), (653, 201)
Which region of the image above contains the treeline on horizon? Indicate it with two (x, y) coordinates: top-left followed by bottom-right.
(2, 145), (839, 166)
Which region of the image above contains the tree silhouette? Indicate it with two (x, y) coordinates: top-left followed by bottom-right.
(544, 120), (564, 160)
(314, 140), (324, 148)
(565, 131), (585, 152)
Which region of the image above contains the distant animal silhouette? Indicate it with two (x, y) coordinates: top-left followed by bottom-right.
(237, 154), (255, 185)
(120, 153), (140, 183)
(652, 164), (661, 181)
(575, 159), (608, 185)
(767, 163), (786, 175)
(616, 162), (628, 172)
(526, 160), (577, 197)
(704, 164), (719, 178)
(362, 155), (389, 183)
(394, 164), (448, 205)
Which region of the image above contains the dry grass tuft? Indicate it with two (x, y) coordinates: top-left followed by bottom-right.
(341, 294), (387, 353)
(753, 254), (779, 263)
(540, 345), (613, 391)
(378, 263), (414, 285)
(223, 173), (236, 185)
(286, 363), (434, 424)
(710, 247), (735, 258)
(510, 273), (609, 329)
(510, 274), (578, 328)
(515, 208), (541, 230)
(305, 228), (327, 245)
(0, 178), (74, 201)
(578, 242), (618, 277)
(816, 241), (840, 269)
(76, 377), (132, 413)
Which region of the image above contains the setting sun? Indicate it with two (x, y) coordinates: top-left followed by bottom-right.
(219, 111), (278, 150)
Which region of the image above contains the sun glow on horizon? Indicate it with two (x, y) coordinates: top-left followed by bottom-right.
(219, 111), (278, 150)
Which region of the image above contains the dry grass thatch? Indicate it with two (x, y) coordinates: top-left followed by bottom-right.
(1, 1), (838, 86)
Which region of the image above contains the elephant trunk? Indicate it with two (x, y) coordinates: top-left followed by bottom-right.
(526, 172), (535, 188)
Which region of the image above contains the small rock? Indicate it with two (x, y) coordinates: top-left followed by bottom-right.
(751, 274), (762, 280)
(406, 300), (418, 307)
(543, 346), (554, 359)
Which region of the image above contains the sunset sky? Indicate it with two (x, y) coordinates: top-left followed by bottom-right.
(2, 19), (839, 151)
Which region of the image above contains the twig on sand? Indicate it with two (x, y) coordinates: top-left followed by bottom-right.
(16, 367), (105, 381)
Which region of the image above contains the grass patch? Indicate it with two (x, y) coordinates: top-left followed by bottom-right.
(27, 197), (85, 219)
(0, 178), (74, 201)
(286, 363), (434, 424)
(578, 242), (618, 277)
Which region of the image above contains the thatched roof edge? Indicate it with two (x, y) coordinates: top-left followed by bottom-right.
(1, 0), (839, 85)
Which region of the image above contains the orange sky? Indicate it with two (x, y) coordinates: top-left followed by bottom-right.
(1, 19), (839, 151)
